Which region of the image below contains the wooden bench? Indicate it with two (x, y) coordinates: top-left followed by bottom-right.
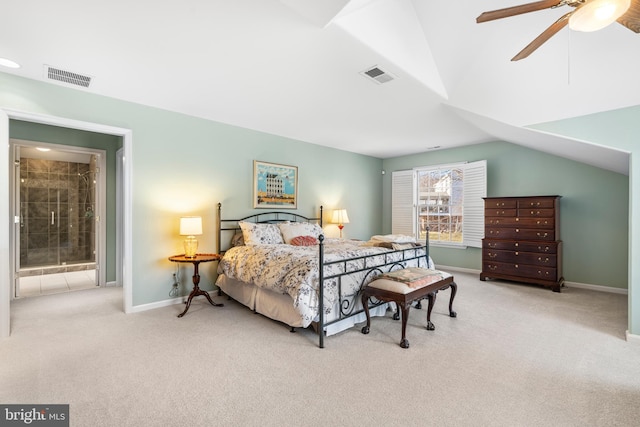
(361, 269), (457, 348)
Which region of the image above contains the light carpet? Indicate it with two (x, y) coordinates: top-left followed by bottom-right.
(1, 271), (639, 427)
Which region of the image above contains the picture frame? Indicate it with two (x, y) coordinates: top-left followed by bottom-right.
(253, 160), (298, 209)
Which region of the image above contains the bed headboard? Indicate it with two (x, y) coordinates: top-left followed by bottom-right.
(216, 203), (323, 253)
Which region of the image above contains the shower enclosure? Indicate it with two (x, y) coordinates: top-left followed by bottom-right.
(19, 155), (97, 273)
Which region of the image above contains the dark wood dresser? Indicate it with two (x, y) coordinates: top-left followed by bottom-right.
(480, 196), (564, 292)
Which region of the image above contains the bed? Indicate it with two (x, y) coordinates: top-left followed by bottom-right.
(215, 203), (433, 348)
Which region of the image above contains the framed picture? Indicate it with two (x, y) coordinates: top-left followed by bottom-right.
(253, 160), (298, 209)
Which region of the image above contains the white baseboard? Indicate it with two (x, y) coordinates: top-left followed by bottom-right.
(126, 270), (628, 314)
(625, 330), (640, 345)
(564, 281), (628, 295)
(434, 265), (481, 275)
(436, 265), (628, 295)
(129, 295), (188, 313)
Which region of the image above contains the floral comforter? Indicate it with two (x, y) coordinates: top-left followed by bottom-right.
(216, 239), (427, 327)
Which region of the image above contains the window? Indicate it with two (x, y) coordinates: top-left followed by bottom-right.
(392, 160), (486, 248)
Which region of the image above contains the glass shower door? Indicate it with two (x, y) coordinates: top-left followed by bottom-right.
(16, 149), (98, 297)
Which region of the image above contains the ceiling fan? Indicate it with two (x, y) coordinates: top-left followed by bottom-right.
(476, 0), (640, 61)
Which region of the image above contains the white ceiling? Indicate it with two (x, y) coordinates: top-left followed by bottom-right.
(1, 0), (637, 174)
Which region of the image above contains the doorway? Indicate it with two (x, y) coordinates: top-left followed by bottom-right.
(12, 141), (105, 297)
(1, 109), (134, 339)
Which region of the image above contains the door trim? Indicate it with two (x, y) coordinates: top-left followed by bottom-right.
(1, 108), (134, 338)
(10, 139), (107, 292)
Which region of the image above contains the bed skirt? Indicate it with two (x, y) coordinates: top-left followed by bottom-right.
(216, 274), (389, 336)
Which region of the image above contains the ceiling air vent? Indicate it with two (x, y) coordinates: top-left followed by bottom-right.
(44, 65), (92, 88)
(360, 66), (396, 85)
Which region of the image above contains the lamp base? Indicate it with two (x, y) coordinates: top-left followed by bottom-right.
(184, 236), (198, 258)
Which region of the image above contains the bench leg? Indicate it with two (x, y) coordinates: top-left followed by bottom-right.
(393, 302), (400, 320)
(424, 282), (457, 328)
(399, 303), (411, 348)
(361, 292), (371, 335)
(448, 282), (457, 318)
(426, 292), (436, 331)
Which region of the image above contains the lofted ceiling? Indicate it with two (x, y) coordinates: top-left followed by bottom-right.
(1, 0), (637, 174)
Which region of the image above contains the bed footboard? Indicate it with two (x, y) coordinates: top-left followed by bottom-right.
(317, 233), (430, 348)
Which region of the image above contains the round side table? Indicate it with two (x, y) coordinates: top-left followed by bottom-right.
(169, 253), (223, 317)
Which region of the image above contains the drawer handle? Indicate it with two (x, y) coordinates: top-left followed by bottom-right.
(515, 252), (519, 256)
(488, 265), (498, 271)
(515, 242), (519, 247)
(538, 257), (550, 263)
(488, 243), (496, 248)
(515, 264), (519, 268)
(538, 246), (550, 252)
(537, 232), (548, 238)
(516, 228), (519, 232)
(537, 271), (550, 276)
(530, 202), (540, 207)
(489, 253), (497, 258)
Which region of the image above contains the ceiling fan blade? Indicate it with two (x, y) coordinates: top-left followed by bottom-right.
(511, 12), (571, 61)
(617, 0), (640, 33)
(477, 0), (563, 23)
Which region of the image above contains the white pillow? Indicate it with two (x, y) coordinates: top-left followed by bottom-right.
(239, 221), (284, 245)
(278, 222), (324, 244)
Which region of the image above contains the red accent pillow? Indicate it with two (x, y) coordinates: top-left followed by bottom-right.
(290, 235), (319, 246)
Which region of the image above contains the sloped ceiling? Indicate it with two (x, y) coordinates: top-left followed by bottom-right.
(1, 0), (637, 173)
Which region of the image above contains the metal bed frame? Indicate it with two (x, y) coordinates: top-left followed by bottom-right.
(216, 203), (429, 348)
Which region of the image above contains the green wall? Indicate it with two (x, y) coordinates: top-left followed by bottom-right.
(529, 107), (639, 336)
(382, 141), (629, 290)
(9, 120), (121, 283)
(2, 70), (636, 337)
(529, 106), (640, 153)
(0, 72), (383, 307)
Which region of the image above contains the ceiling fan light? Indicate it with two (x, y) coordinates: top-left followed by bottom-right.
(569, 0), (631, 32)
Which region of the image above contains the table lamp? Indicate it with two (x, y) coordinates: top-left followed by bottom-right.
(331, 209), (350, 238)
(180, 216), (202, 258)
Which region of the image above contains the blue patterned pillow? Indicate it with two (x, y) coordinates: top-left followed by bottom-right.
(239, 221), (284, 245)
(278, 222), (323, 244)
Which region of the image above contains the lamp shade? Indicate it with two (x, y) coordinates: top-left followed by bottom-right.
(331, 209), (350, 225)
(180, 216), (202, 236)
(569, 0), (631, 32)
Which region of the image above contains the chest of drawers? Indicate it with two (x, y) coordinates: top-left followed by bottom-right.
(480, 196), (564, 292)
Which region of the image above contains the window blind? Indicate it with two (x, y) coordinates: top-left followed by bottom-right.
(391, 160), (487, 248)
(391, 170), (416, 237)
(461, 160), (487, 248)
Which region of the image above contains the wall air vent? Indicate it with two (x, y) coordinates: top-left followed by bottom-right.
(360, 65), (396, 85)
(44, 65), (92, 88)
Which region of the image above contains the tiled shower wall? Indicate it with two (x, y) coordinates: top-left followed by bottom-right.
(19, 157), (96, 269)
